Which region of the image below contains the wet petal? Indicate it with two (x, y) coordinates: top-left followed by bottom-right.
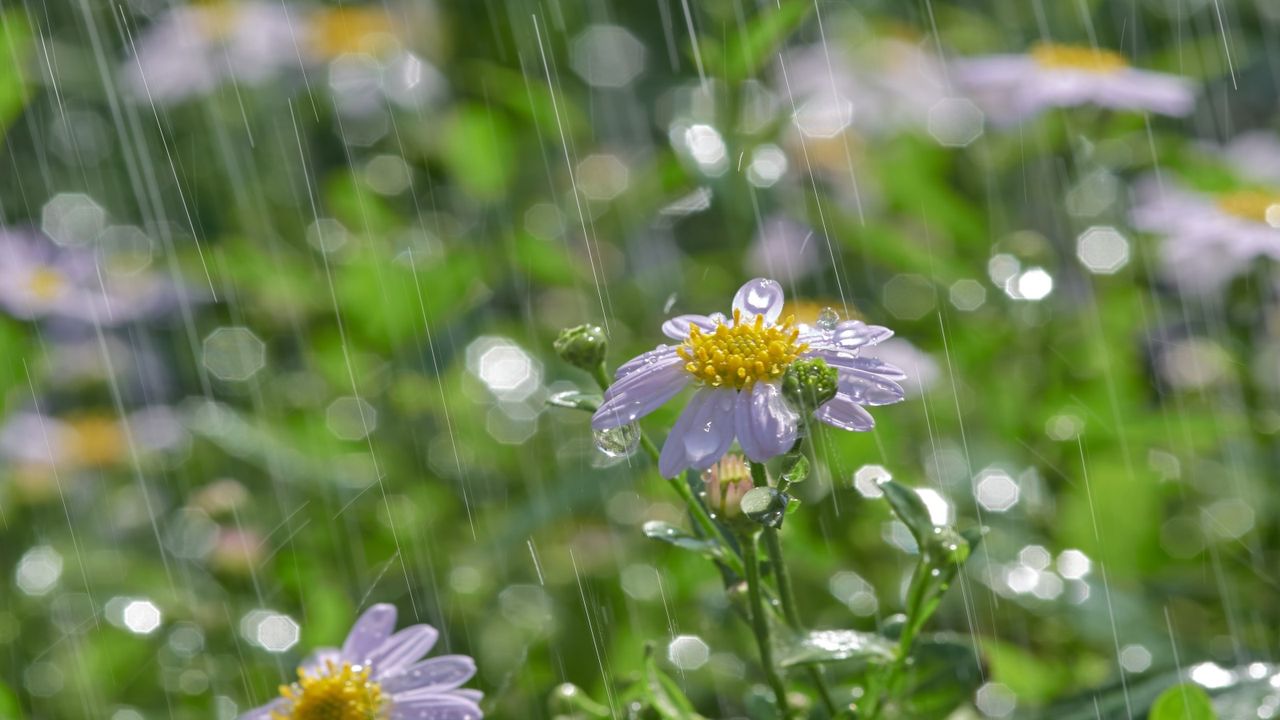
(342, 604), (397, 664)
(369, 625), (440, 676)
(836, 368), (906, 406)
(659, 388), (737, 478)
(237, 700), (286, 720)
(389, 694), (484, 720)
(732, 278), (785, 324)
(593, 354), (689, 430)
(383, 655), (477, 694)
(615, 345), (678, 381)
(815, 394), (876, 432)
(734, 381), (799, 463)
(661, 314), (721, 340)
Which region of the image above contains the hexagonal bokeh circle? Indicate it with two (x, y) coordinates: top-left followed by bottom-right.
(571, 25), (646, 88)
(203, 327), (266, 382)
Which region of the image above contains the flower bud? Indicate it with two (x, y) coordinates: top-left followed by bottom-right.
(703, 453), (753, 520)
(781, 358), (839, 415)
(554, 324), (608, 372)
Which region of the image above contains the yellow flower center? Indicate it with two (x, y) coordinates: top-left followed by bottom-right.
(274, 661), (386, 720)
(192, 1), (241, 41)
(1217, 190), (1280, 225)
(307, 8), (399, 59)
(1030, 42), (1128, 73)
(27, 267), (64, 301)
(677, 309), (807, 390)
(67, 417), (126, 467)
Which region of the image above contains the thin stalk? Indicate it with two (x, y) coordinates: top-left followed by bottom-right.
(743, 535), (793, 718)
(750, 462), (840, 716)
(860, 558), (931, 720)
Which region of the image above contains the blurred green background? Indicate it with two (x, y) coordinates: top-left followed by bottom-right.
(2, 0), (1280, 718)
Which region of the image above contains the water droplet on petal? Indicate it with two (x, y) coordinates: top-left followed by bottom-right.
(816, 306), (840, 332)
(594, 423), (641, 458)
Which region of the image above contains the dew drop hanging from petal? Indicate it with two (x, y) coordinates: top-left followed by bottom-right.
(593, 423), (641, 458)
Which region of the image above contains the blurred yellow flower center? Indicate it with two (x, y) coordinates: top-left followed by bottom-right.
(308, 8), (399, 59)
(678, 309), (807, 390)
(27, 267), (64, 301)
(274, 661), (386, 720)
(1031, 43), (1128, 73)
(68, 417), (126, 467)
(193, 2), (241, 40)
(1216, 190), (1280, 225)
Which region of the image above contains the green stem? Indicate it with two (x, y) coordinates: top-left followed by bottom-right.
(743, 534), (793, 718)
(750, 462), (840, 716)
(861, 558), (931, 720)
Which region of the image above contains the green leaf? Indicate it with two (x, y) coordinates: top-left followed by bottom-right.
(777, 629), (895, 668)
(0, 10), (32, 139)
(1151, 684), (1218, 720)
(0, 678), (22, 720)
(708, 0), (814, 82)
(644, 644), (707, 720)
(441, 105), (516, 202)
(897, 637), (987, 719)
(780, 454), (809, 485)
(642, 520), (721, 559)
(546, 390), (601, 412)
(549, 683), (611, 718)
(881, 480), (935, 544)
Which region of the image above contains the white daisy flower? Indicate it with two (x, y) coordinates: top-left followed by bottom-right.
(592, 278), (905, 478)
(122, 1), (302, 104)
(1130, 178), (1280, 294)
(954, 43), (1195, 125)
(240, 603), (482, 720)
(1216, 131), (1280, 186)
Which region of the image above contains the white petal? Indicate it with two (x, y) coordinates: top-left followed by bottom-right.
(382, 655), (477, 694)
(661, 314), (722, 340)
(369, 625), (440, 676)
(814, 393), (876, 431)
(238, 700), (286, 720)
(342, 604), (397, 664)
(734, 382), (799, 463)
(615, 345), (678, 381)
(389, 694), (484, 720)
(592, 354), (689, 430)
(731, 278), (785, 324)
(658, 388), (738, 477)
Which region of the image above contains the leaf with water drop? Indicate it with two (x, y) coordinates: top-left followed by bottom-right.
(881, 480), (935, 544)
(641, 520), (721, 559)
(547, 389), (602, 412)
(777, 629), (895, 668)
(740, 486), (789, 528)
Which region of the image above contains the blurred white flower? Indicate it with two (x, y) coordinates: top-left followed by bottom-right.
(122, 1), (302, 104)
(747, 216), (820, 281)
(1130, 177), (1280, 294)
(955, 43), (1195, 125)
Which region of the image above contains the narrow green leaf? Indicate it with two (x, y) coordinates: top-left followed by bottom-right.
(713, 0), (814, 82)
(881, 480), (935, 544)
(642, 520), (721, 559)
(777, 629), (895, 668)
(546, 390), (602, 412)
(644, 644), (707, 719)
(1151, 684), (1218, 720)
(0, 10), (32, 139)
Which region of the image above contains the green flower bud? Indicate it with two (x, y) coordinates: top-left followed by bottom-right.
(554, 324), (608, 372)
(781, 358), (839, 415)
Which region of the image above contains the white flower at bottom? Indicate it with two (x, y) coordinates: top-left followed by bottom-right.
(954, 43), (1195, 125)
(1130, 177), (1280, 294)
(592, 278), (906, 478)
(240, 603), (482, 720)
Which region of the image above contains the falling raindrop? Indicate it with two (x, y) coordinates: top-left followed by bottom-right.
(593, 423), (641, 458)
